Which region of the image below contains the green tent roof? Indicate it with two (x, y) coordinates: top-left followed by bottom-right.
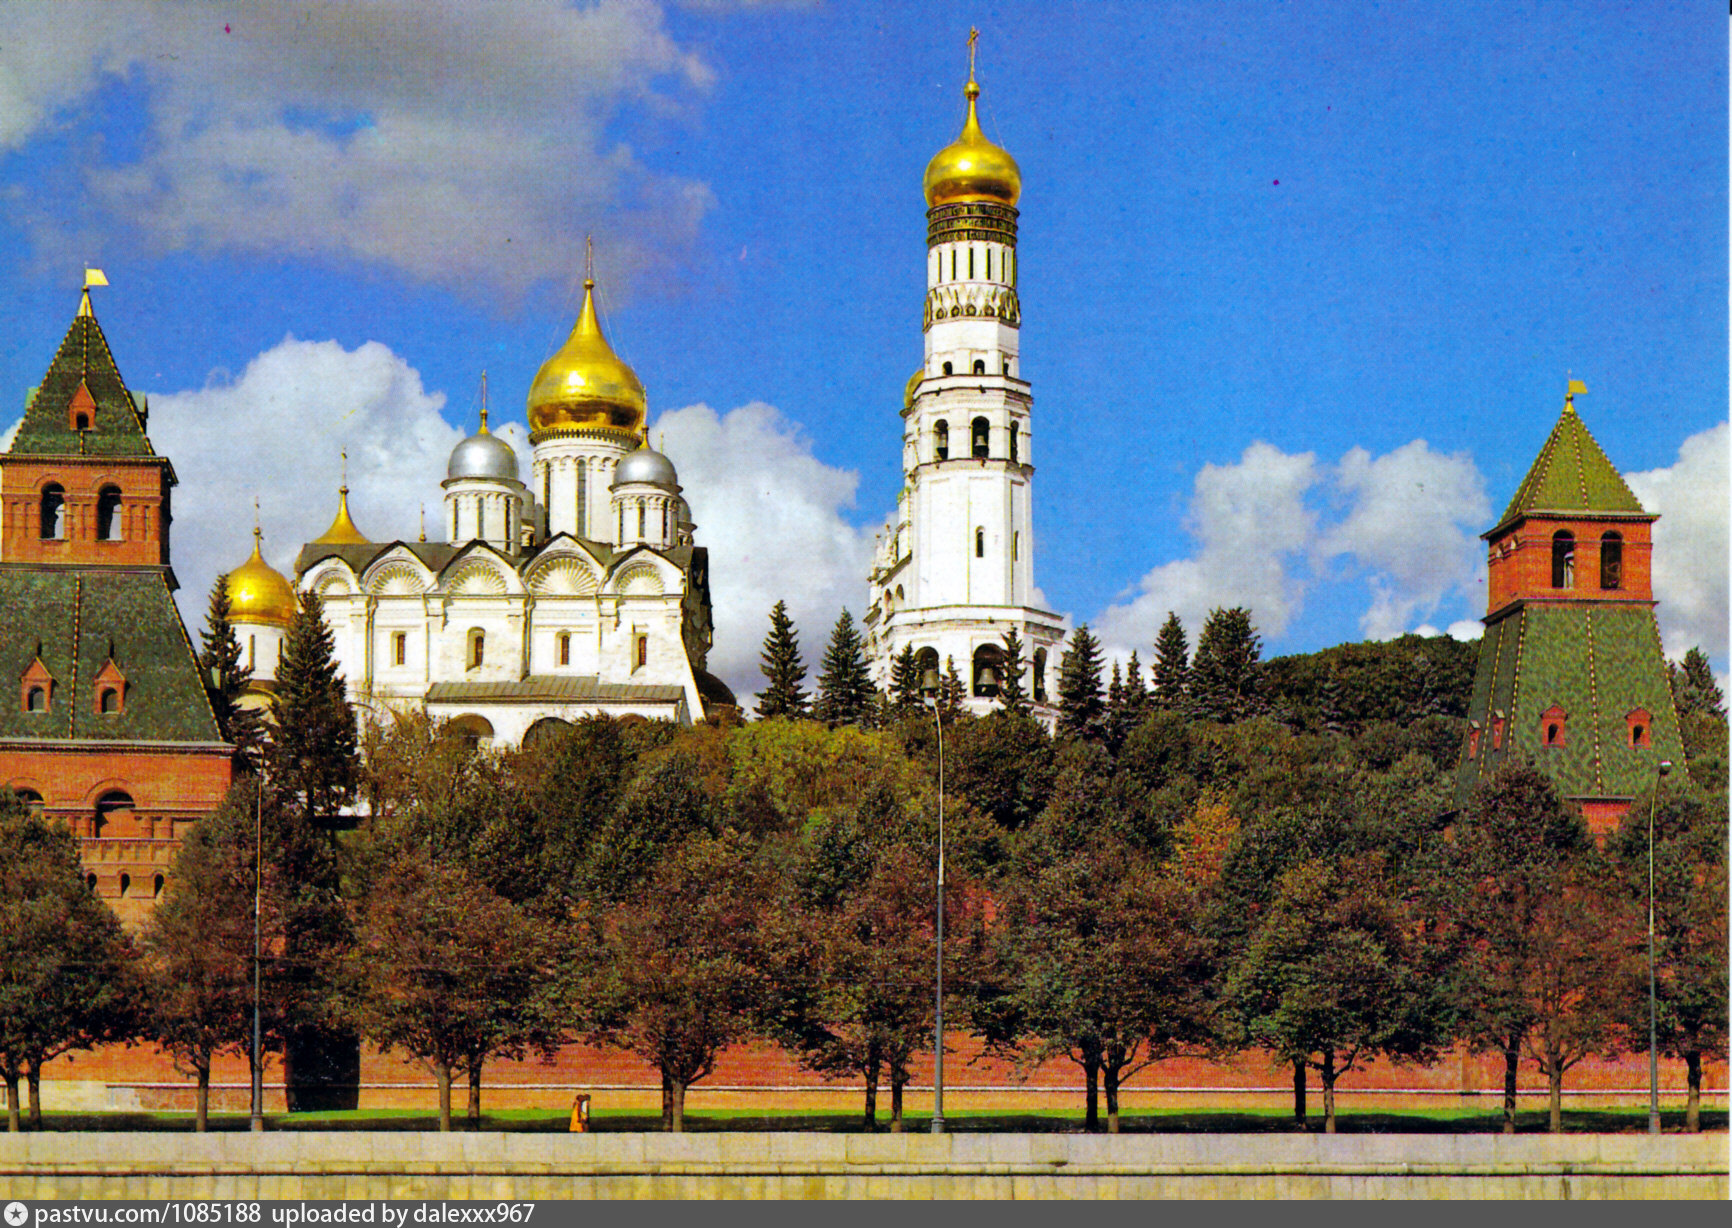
(1494, 402), (1646, 532)
(7, 298), (158, 459)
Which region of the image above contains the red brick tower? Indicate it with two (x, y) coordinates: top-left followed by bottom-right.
(1455, 382), (1684, 833)
(0, 279), (232, 928)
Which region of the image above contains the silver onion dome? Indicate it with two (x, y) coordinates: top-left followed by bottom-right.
(612, 444), (678, 490)
(447, 430), (519, 481)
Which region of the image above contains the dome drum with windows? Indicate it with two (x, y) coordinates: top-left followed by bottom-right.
(526, 277), (647, 438)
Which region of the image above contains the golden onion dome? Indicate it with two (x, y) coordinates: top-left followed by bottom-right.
(312, 485), (369, 545)
(526, 278), (647, 435)
(225, 528), (297, 628)
(923, 75), (1021, 208)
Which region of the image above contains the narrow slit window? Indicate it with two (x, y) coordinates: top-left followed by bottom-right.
(558, 632), (571, 666)
(393, 632), (407, 666)
(975, 527), (985, 558)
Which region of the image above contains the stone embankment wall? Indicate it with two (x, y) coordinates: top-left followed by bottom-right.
(0, 1133), (1725, 1199)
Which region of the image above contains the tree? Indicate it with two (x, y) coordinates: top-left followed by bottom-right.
(814, 609), (875, 728)
(939, 656), (966, 719)
(989, 829), (1215, 1132)
(889, 645), (923, 714)
(142, 783), (283, 1131)
(267, 590), (362, 1111)
(1446, 761), (1608, 1133)
(1122, 650), (1149, 718)
(1608, 783), (1729, 1131)
(1056, 625), (1106, 742)
(945, 711), (1055, 831)
(1151, 612), (1190, 712)
(1226, 855), (1446, 1133)
(1670, 647), (1726, 720)
(0, 793), (142, 1130)
(198, 576), (266, 773)
(998, 628), (1030, 716)
(581, 833), (774, 1131)
(349, 850), (556, 1130)
(1190, 607), (1263, 724)
(756, 600), (810, 720)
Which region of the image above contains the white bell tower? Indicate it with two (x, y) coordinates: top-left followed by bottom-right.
(865, 34), (1065, 715)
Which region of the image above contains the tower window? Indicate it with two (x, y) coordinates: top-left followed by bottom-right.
(97, 687), (120, 714)
(972, 417), (989, 458)
(1541, 704), (1567, 748)
(1551, 530), (1575, 589)
(636, 634), (649, 670)
(972, 644), (1005, 698)
(1010, 422), (1019, 463)
(1467, 727), (1481, 759)
(96, 486), (123, 541)
(576, 459), (588, 538)
(975, 527), (985, 558)
(24, 687), (46, 713)
(638, 500), (647, 540)
(73, 412), (90, 431)
(942, 361), (953, 376)
(1005, 358), (1014, 377)
(1627, 708), (1652, 748)
(968, 248), (974, 279)
(973, 360), (986, 375)
(1491, 716), (1505, 750)
(393, 632), (407, 666)
(950, 251), (956, 280)
(247, 634), (256, 670)
(467, 629), (485, 670)
(558, 632), (571, 666)
(154, 874), (165, 899)
(1032, 648), (1047, 702)
(1600, 531), (1623, 590)
(1014, 531), (1020, 560)
(119, 873), (131, 898)
(40, 484), (65, 540)
(934, 420), (949, 462)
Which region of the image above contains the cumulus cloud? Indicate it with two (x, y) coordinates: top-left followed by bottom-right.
(1317, 439), (1490, 639)
(651, 402), (874, 701)
(0, 0), (714, 295)
(1096, 442), (1319, 657)
(1626, 421), (1729, 663)
(140, 337), (465, 619)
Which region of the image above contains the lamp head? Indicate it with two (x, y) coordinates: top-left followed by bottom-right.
(1658, 760), (1673, 777)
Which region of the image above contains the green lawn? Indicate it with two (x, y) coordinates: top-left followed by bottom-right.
(8, 1106), (1724, 1134)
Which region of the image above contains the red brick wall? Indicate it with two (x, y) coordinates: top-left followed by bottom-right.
(0, 456), (169, 568)
(1486, 515), (1654, 614)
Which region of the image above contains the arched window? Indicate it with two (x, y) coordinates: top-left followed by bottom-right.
(1551, 530), (1575, 588)
(914, 647), (940, 691)
(661, 502), (669, 541)
(1032, 648), (1048, 702)
(97, 687), (120, 714)
(247, 634), (256, 670)
(1004, 358), (1014, 377)
(972, 417), (990, 458)
(94, 791), (135, 839)
(972, 643), (1005, 698)
(1009, 423), (1019, 464)
(468, 629), (485, 670)
(40, 484), (65, 540)
(24, 687), (46, 713)
(942, 361), (953, 376)
(576, 459), (588, 537)
(934, 420), (949, 462)
(1467, 727), (1481, 759)
(73, 411), (90, 431)
(153, 874), (165, 899)
(617, 502), (625, 541)
(1541, 704), (1567, 748)
(972, 359), (986, 375)
(15, 789), (43, 817)
(86, 873), (97, 893)
(1491, 716), (1505, 750)
(1600, 531), (1623, 590)
(636, 634), (649, 670)
(1627, 708), (1652, 748)
(119, 873), (131, 898)
(638, 500), (647, 540)
(975, 527), (985, 558)
(446, 713), (494, 752)
(558, 632), (571, 666)
(985, 249), (992, 280)
(96, 486), (122, 541)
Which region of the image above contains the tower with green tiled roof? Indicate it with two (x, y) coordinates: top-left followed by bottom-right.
(1, 278), (232, 928)
(1455, 382), (1684, 832)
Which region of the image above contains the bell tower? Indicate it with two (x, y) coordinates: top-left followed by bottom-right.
(1456, 381), (1684, 832)
(865, 32), (1065, 715)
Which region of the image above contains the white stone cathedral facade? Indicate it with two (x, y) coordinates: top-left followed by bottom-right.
(229, 275), (732, 747)
(864, 61), (1066, 716)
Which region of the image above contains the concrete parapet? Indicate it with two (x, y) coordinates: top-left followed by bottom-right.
(0, 1131), (1722, 1199)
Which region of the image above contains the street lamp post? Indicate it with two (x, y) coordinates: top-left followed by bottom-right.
(920, 666), (947, 1135)
(1647, 758), (1673, 1136)
(251, 772), (265, 1132)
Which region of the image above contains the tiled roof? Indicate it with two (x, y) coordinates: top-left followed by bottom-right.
(0, 569), (223, 745)
(7, 307), (158, 459)
(1454, 603), (1683, 807)
(425, 676), (684, 705)
(1493, 405), (1646, 533)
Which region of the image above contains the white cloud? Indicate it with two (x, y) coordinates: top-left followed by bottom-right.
(1626, 421), (1729, 663)
(1317, 439), (1490, 639)
(652, 402), (874, 702)
(1447, 619), (1485, 641)
(142, 337), (461, 616)
(0, 0), (714, 296)
(1096, 442), (1319, 657)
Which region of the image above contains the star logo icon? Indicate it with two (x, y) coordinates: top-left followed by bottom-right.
(5, 1201), (28, 1226)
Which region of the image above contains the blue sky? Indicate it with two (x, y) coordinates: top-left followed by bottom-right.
(1, 1), (1725, 699)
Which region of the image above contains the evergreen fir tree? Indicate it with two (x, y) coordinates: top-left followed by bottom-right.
(890, 645), (922, 713)
(1670, 647), (1727, 720)
(998, 627), (1030, 716)
(1190, 606), (1264, 724)
(1056, 624), (1106, 742)
(755, 600), (810, 720)
(1122, 650), (1149, 728)
(1151, 612), (1190, 712)
(270, 590), (359, 832)
(1105, 660), (1129, 750)
(815, 609), (875, 728)
(198, 575), (266, 773)
(939, 656), (966, 719)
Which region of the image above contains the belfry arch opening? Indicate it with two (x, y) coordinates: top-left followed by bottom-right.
(933, 420), (949, 462)
(972, 644), (1005, 698)
(1551, 530), (1575, 589)
(40, 484), (65, 539)
(971, 417), (989, 458)
(96, 486), (123, 541)
(1600, 531), (1623, 590)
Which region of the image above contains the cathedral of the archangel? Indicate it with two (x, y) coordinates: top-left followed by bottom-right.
(864, 48), (1066, 717)
(225, 271), (733, 747)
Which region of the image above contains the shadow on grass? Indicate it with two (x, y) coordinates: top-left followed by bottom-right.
(11, 1107), (1726, 1134)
